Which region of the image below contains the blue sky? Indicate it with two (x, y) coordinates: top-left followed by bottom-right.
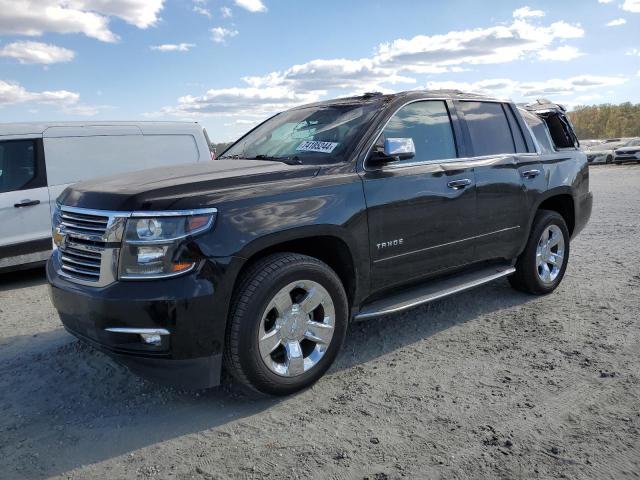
(0, 0), (639, 141)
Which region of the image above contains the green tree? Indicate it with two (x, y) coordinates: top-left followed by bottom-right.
(568, 103), (640, 139)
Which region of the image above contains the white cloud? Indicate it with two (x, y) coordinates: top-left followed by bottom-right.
(243, 58), (416, 94)
(159, 86), (321, 118)
(606, 18), (627, 26)
(159, 14), (586, 118)
(0, 0), (164, 43)
(193, 5), (211, 18)
(622, 0), (640, 12)
(234, 0), (266, 13)
(63, 104), (100, 116)
(211, 27), (239, 43)
(538, 45), (583, 61)
(373, 18), (583, 71)
(598, 0), (614, 3)
(0, 41), (75, 64)
(150, 43), (195, 52)
(221, 6), (233, 17)
(513, 6), (545, 18)
(0, 79), (78, 106)
(425, 75), (627, 100)
(519, 75), (627, 98)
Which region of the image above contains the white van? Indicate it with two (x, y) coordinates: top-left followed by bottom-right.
(0, 122), (213, 272)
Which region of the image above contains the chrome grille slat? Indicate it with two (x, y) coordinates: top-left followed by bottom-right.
(61, 245), (101, 260)
(60, 221), (108, 233)
(60, 255), (101, 270)
(60, 213), (109, 225)
(61, 264), (101, 278)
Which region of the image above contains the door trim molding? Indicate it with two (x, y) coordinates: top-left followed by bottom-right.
(374, 226), (520, 264)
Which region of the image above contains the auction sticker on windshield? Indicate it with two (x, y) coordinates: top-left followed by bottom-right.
(296, 141), (339, 154)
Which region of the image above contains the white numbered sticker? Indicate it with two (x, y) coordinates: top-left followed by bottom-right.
(296, 141), (339, 154)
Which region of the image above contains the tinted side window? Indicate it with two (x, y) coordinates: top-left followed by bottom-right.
(459, 101), (515, 156)
(520, 109), (555, 154)
(504, 104), (528, 153)
(0, 140), (38, 193)
(380, 100), (457, 163)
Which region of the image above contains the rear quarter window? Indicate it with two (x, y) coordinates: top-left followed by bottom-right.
(519, 109), (555, 154)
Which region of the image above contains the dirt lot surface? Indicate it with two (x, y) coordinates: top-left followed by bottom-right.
(1, 164), (639, 480)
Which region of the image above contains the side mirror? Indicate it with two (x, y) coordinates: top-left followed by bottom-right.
(369, 137), (416, 166)
(384, 138), (416, 160)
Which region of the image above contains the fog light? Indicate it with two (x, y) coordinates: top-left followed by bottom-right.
(140, 333), (162, 345)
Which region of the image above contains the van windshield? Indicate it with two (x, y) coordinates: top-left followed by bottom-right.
(220, 103), (381, 165)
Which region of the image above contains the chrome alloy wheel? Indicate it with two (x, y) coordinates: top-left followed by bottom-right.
(536, 224), (565, 284)
(258, 280), (335, 377)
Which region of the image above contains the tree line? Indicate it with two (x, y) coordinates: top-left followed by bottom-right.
(568, 103), (640, 140)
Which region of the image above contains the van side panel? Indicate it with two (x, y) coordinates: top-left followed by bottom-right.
(44, 134), (200, 186)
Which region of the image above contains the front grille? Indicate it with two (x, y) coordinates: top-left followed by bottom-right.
(59, 210), (109, 237)
(54, 206), (128, 286)
(59, 242), (102, 281)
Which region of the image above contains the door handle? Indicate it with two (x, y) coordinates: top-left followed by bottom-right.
(521, 169), (541, 179)
(447, 179), (472, 189)
(14, 199), (41, 208)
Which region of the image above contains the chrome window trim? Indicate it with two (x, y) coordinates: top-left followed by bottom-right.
(361, 96), (533, 172)
(379, 152), (541, 171)
(362, 97), (454, 172)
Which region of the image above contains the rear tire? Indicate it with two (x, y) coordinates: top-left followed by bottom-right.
(224, 253), (348, 396)
(509, 210), (570, 295)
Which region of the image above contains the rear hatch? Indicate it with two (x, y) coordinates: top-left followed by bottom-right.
(525, 100), (580, 150)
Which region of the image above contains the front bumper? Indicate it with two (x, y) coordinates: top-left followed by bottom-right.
(47, 254), (241, 389)
(614, 153), (640, 163)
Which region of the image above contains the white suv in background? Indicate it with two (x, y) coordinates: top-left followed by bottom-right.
(0, 122), (213, 272)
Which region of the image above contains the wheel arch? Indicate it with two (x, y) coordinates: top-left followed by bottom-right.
(233, 225), (365, 309)
(536, 191), (576, 236)
(519, 188), (576, 256)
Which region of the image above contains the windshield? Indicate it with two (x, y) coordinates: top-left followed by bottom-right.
(221, 102), (381, 164)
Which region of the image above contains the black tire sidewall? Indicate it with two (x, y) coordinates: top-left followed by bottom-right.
(233, 257), (348, 395)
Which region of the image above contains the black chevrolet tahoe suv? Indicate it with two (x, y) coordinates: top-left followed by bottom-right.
(47, 90), (592, 395)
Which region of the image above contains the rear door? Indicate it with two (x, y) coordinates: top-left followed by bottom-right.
(456, 101), (534, 262)
(360, 99), (477, 291)
(0, 138), (51, 269)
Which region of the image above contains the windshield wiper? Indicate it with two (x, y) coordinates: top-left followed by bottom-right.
(248, 155), (303, 165)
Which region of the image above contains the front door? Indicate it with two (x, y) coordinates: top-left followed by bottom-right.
(0, 138), (51, 269)
(360, 100), (477, 292)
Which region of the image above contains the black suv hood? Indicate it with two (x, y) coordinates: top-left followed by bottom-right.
(59, 160), (320, 211)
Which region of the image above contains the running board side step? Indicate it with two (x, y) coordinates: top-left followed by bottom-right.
(354, 264), (515, 320)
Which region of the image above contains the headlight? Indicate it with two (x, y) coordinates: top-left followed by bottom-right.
(119, 209), (217, 279)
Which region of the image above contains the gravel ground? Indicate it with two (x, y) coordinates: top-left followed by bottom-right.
(1, 164), (639, 480)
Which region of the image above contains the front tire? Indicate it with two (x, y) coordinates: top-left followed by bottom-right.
(509, 210), (570, 295)
(224, 253), (348, 396)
